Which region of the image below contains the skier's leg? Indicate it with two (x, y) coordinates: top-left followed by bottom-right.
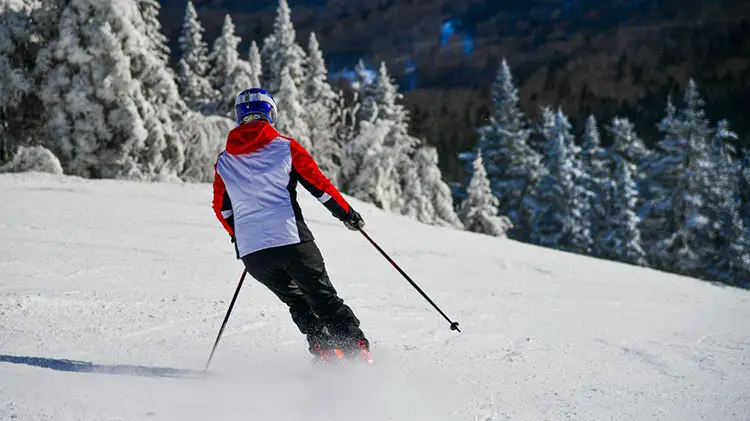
(283, 241), (367, 350)
(241, 249), (322, 338)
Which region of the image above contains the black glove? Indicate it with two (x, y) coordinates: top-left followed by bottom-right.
(343, 208), (365, 231)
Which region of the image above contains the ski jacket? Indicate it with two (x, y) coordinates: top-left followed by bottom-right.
(212, 122), (351, 258)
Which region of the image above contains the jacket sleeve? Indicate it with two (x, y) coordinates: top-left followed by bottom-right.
(289, 139), (352, 221)
(212, 164), (235, 237)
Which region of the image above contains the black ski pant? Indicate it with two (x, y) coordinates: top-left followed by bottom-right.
(241, 240), (364, 342)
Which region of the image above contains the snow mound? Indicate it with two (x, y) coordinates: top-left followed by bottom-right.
(179, 113), (234, 182)
(0, 145), (63, 175)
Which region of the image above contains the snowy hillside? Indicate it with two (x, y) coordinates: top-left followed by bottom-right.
(1, 173), (748, 421)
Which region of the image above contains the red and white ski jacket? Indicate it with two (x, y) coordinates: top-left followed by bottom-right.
(212, 121), (351, 257)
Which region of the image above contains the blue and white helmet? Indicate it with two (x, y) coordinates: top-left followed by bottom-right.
(234, 88), (278, 126)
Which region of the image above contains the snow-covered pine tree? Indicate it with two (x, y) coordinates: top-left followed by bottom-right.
(609, 117), (648, 165)
(260, 0), (306, 94)
(0, 0), (37, 162)
(401, 162), (434, 224)
(601, 117), (650, 262)
(528, 104), (555, 223)
(646, 80), (716, 276)
(455, 149), (477, 205)
(478, 59), (541, 241)
(599, 155), (647, 266)
(531, 109), (592, 253)
(538, 106), (594, 253)
(347, 119), (401, 210)
(742, 151), (750, 283)
(335, 61), (370, 185)
(414, 146), (463, 228)
(304, 32), (341, 184)
(208, 14), (254, 116)
(459, 152), (512, 236)
(712, 206), (750, 287)
(352, 59), (374, 91)
(569, 120), (595, 255)
(709, 190), (750, 286)
(179, 113), (234, 182)
(531, 110), (572, 249)
(259, 31), (276, 87)
(371, 62), (417, 213)
(132, 0), (187, 178)
(345, 61), (455, 224)
(741, 151), (750, 233)
(580, 115), (613, 257)
(343, 62), (411, 211)
(671, 80), (722, 277)
(38, 0), (156, 178)
(176, 0), (215, 111)
(0, 0), (65, 163)
(639, 96), (680, 268)
(582, 115), (607, 175)
(739, 151), (750, 283)
(275, 65), (310, 149)
(353, 59), (377, 124)
(703, 120), (749, 285)
(608, 117), (648, 189)
(339, 101), (366, 193)
(247, 40), (262, 88)
(537, 105), (555, 137)
(336, 87), (359, 150)
(226, 58), (254, 109)
(530, 105), (555, 154)
(137, 0), (170, 66)
(372, 62), (410, 135)
(208, 14), (240, 105)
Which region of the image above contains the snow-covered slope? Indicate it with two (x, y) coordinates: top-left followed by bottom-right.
(1, 173), (748, 421)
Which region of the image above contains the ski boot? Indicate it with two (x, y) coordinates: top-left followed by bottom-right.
(308, 331), (336, 362)
(331, 334), (373, 364)
(349, 338), (373, 364)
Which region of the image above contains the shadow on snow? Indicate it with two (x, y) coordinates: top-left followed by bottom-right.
(0, 355), (205, 379)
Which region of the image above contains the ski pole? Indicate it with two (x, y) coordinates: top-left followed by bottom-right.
(358, 229), (461, 333)
(204, 270), (248, 372)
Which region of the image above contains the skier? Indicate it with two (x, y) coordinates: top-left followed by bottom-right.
(212, 88), (370, 361)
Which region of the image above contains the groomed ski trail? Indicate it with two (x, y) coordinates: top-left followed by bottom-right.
(1, 172), (748, 421)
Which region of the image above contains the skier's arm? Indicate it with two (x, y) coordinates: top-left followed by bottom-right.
(288, 139), (351, 221)
(212, 165), (235, 237)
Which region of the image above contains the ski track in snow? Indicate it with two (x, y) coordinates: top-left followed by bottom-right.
(1, 173), (749, 421)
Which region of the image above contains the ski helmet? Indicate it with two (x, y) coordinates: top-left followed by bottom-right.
(234, 88), (278, 126)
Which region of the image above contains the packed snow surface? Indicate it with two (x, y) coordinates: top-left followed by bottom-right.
(1, 173), (748, 420)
